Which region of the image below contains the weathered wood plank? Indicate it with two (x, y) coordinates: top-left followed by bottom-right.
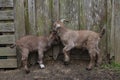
(110, 0), (115, 59)
(0, 35), (15, 44)
(79, 0), (86, 29)
(0, 23), (14, 32)
(36, 0), (52, 36)
(14, 0), (26, 39)
(0, 0), (13, 8)
(106, 0), (112, 59)
(52, 0), (60, 60)
(60, 0), (79, 30)
(52, 0), (60, 20)
(81, 0), (92, 30)
(27, 0), (36, 35)
(114, 0), (120, 63)
(0, 59), (17, 68)
(0, 10), (14, 20)
(0, 47), (16, 56)
(14, 0), (26, 67)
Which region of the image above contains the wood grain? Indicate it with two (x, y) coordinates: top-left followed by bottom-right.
(0, 59), (17, 68)
(0, 10), (14, 20)
(0, 0), (13, 8)
(0, 23), (14, 32)
(0, 47), (16, 56)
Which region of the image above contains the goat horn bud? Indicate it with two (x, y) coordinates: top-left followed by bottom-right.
(60, 19), (66, 22)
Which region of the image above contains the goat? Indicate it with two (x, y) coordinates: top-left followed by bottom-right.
(52, 19), (105, 70)
(10, 31), (57, 73)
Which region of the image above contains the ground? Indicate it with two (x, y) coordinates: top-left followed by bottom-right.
(0, 60), (120, 80)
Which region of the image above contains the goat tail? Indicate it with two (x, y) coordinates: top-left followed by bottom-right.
(99, 27), (105, 38)
(10, 44), (16, 48)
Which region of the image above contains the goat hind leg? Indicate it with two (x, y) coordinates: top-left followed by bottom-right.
(21, 48), (29, 73)
(87, 50), (96, 70)
(96, 48), (102, 67)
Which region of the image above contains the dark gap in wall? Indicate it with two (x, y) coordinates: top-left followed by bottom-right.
(0, 56), (7, 59)
(0, 32), (3, 35)
(1, 32), (14, 35)
(0, 44), (7, 47)
(0, 20), (14, 22)
(57, 48), (89, 61)
(0, 7), (13, 10)
(0, 32), (15, 36)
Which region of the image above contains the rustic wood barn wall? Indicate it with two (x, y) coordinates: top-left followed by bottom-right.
(18, 0), (120, 64)
(0, 0), (17, 68)
(22, 0), (111, 64)
(0, 0), (120, 68)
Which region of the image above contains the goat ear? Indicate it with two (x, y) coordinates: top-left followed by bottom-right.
(60, 19), (69, 23)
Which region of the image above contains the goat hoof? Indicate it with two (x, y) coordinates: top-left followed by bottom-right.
(64, 62), (69, 65)
(26, 70), (30, 74)
(40, 64), (45, 69)
(86, 67), (92, 71)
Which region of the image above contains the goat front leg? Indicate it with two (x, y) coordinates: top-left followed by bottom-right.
(63, 42), (74, 65)
(38, 50), (45, 69)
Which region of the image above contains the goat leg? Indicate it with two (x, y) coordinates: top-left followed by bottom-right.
(96, 53), (102, 67)
(21, 50), (30, 73)
(38, 50), (45, 69)
(63, 42), (74, 65)
(86, 50), (96, 70)
(63, 51), (70, 65)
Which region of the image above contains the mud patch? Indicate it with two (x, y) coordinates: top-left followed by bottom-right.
(0, 60), (120, 80)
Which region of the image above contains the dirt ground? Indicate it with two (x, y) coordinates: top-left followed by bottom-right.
(0, 60), (120, 80)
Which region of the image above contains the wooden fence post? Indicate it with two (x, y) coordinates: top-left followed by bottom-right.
(52, 0), (61, 60)
(27, 0), (37, 35)
(113, 0), (120, 63)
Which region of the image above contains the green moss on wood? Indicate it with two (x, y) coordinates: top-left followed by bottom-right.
(24, 0), (30, 34)
(79, 0), (86, 30)
(37, 16), (44, 36)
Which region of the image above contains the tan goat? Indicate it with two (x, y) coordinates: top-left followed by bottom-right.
(10, 31), (57, 73)
(52, 19), (105, 70)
